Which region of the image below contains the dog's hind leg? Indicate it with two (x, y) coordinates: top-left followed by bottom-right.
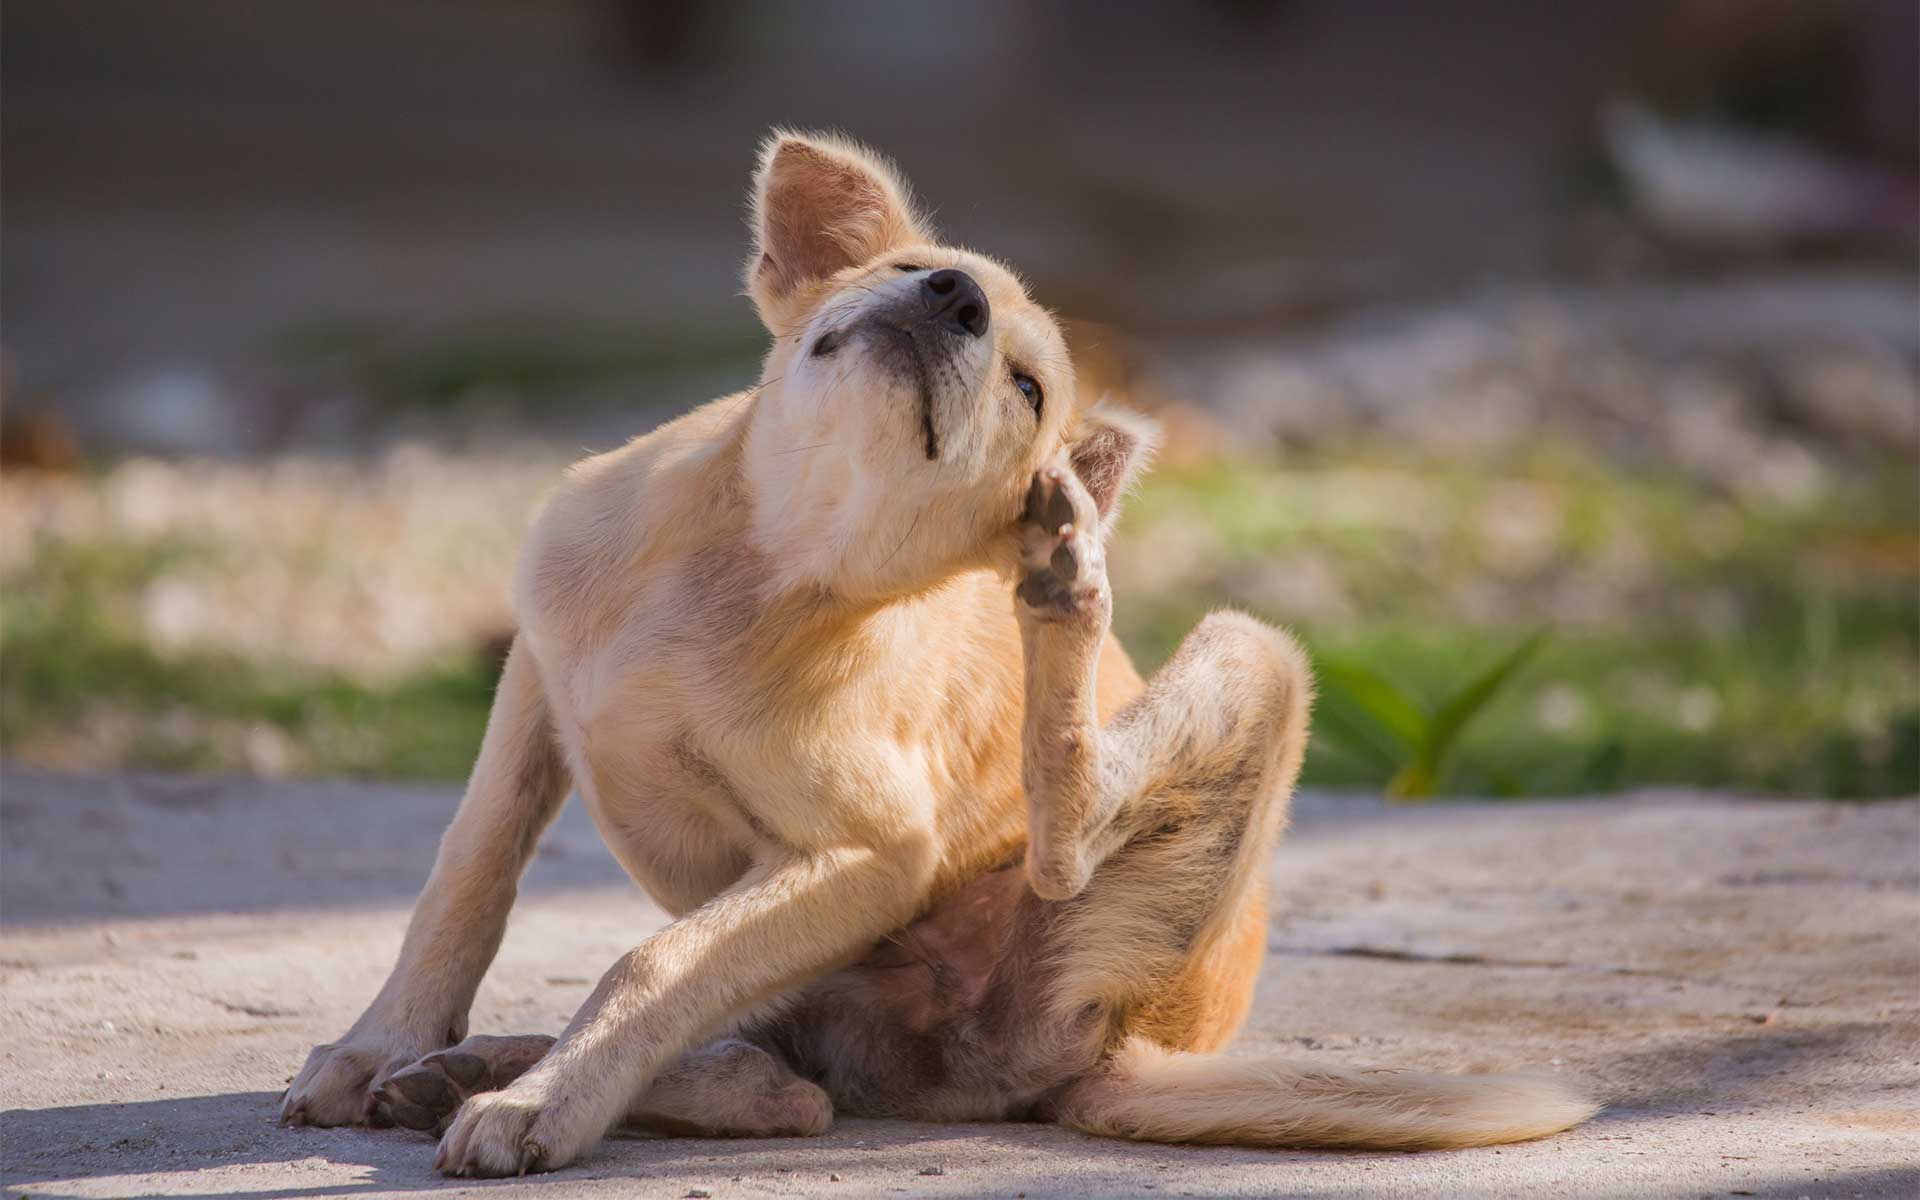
(1013, 465), (1309, 925)
(623, 1037), (833, 1137)
(740, 571), (1311, 1122)
(1014, 470), (1594, 1147)
(377, 1034), (830, 1139)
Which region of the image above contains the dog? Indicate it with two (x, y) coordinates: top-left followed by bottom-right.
(280, 131), (1597, 1175)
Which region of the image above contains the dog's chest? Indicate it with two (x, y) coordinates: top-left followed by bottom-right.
(531, 544), (1024, 908)
(551, 640), (922, 904)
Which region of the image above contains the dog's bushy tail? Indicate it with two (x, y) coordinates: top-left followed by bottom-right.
(1053, 1037), (1598, 1151)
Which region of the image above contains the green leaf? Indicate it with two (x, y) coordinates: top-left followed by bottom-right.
(1315, 658), (1429, 750)
(1574, 737), (1626, 793)
(1483, 762), (1527, 798)
(1411, 632), (1549, 794)
(1312, 688), (1411, 771)
(1386, 761), (1436, 800)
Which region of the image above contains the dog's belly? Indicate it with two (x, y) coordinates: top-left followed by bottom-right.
(749, 863), (1113, 1123)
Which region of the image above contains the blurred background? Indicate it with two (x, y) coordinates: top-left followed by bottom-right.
(3, 0), (1915, 797)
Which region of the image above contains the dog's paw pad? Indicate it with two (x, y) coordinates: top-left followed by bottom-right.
(1024, 470), (1079, 540)
(431, 1051), (491, 1090)
(1017, 467), (1106, 617)
(376, 1066), (462, 1133)
(370, 1035), (555, 1136)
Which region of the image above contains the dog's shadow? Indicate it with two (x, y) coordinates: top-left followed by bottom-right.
(5, 1091), (679, 1198)
(7, 1086), (1916, 1199)
(5, 1092), (439, 1199)
(0, 1090), (1153, 1198)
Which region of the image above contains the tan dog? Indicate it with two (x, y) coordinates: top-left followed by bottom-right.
(281, 132), (1596, 1175)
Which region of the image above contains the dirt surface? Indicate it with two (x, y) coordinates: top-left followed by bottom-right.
(2, 768), (1915, 1198)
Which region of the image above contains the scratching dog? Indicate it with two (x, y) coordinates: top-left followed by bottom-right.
(282, 131), (1596, 1175)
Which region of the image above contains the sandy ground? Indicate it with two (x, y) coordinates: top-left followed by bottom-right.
(1, 769), (1915, 1199)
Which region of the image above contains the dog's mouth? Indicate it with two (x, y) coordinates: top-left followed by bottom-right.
(857, 321), (941, 461)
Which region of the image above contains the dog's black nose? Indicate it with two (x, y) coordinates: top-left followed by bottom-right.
(922, 269), (989, 339)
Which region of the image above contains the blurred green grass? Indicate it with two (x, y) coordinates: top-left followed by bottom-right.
(1, 534), (499, 779)
(1113, 449), (1918, 797)
(2, 444), (1914, 795)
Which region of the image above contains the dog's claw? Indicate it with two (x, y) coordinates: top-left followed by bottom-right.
(434, 1050), (490, 1089)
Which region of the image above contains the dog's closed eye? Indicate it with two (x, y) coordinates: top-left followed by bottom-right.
(811, 331), (843, 357)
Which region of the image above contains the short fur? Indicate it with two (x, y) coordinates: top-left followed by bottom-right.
(282, 131), (1597, 1175)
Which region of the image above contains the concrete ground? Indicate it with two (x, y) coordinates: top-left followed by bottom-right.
(1, 769), (1915, 1199)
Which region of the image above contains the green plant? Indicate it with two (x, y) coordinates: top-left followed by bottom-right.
(1313, 633), (1548, 799)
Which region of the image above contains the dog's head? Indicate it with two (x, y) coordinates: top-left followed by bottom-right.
(739, 131), (1157, 599)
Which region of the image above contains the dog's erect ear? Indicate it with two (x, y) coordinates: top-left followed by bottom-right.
(1067, 401), (1162, 520)
(747, 131), (929, 329)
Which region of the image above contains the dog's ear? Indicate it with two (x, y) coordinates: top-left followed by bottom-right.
(1067, 401), (1162, 520)
(747, 131), (929, 330)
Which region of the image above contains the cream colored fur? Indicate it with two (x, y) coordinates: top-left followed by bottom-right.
(280, 130), (1596, 1175)
(1057, 1037), (1601, 1151)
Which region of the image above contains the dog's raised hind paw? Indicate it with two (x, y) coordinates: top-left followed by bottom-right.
(1016, 464), (1107, 619)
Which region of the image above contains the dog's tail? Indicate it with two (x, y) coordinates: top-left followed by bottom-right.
(1052, 1037), (1598, 1151)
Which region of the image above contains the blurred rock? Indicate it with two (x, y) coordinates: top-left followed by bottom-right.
(1155, 270), (1919, 481)
(1225, 551), (1354, 626)
(1777, 342), (1920, 452)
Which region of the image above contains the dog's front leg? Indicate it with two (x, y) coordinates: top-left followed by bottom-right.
(433, 832), (936, 1177)
(282, 638), (570, 1126)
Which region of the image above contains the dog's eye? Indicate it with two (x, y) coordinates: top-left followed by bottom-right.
(1013, 372), (1042, 415)
(810, 331), (841, 357)
(894, 263), (924, 272)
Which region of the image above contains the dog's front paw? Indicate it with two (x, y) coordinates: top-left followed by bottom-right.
(1016, 464), (1109, 621)
(374, 1033), (556, 1136)
(282, 1027), (449, 1128)
(434, 1083), (594, 1178)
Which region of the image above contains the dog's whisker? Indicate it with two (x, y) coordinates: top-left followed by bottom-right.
(818, 358), (862, 413)
(879, 506), (922, 570)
